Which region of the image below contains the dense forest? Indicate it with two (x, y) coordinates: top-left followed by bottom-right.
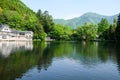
(0, 0), (120, 41)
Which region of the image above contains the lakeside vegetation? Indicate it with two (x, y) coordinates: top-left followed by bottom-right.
(0, 0), (120, 41)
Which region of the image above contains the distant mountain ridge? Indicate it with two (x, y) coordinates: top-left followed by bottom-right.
(54, 12), (118, 29)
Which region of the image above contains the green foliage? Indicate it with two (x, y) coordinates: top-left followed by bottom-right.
(98, 18), (110, 36)
(113, 19), (117, 32)
(75, 23), (98, 40)
(115, 14), (120, 41)
(50, 24), (65, 40)
(50, 24), (72, 40)
(33, 23), (46, 40)
(36, 10), (54, 34)
(99, 18), (117, 40)
(0, 7), (3, 15)
(64, 25), (72, 34)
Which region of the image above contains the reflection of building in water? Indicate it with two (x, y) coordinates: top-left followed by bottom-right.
(0, 41), (33, 58)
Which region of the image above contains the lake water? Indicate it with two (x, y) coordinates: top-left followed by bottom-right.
(0, 41), (120, 80)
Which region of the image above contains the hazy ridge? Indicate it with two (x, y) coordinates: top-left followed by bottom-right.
(54, 12), (118, 29)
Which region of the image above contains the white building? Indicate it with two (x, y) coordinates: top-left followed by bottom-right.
(0, 24), (33, 41)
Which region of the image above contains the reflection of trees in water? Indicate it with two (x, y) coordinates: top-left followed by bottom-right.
(116, 54), (120, 74)
(76, 42), (120, 67)
(0, 41), (120, 80)
(0, 42), (49, 80)
(37, 42), (74, 71)
(48, 42), (73, 58)
(49, 41), (120, 68)
(37, 46), (53, 71)
(41, 41), (120, 68)
(116, 51), (120, 74)
(42, 42), (113, 67)
(74, 42), (101, 67)
(96, 42), (120, 75)
(97, 42), (117, 62)
(113, 43), (120, 74)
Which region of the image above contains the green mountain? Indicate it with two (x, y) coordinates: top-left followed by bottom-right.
(0, 0), (46, 39)
(0, 0), (38, 29)
(54, 12), (118, 29)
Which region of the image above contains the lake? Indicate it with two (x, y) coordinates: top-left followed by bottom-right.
(0, 41), (120, 80)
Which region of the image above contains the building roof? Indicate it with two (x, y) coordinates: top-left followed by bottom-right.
(12, 30), (33, 34)
(0, 24), (33, 34)
(0, 24), (11, 31)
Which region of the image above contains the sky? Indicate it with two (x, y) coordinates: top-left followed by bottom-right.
(21, 0), (120, 19)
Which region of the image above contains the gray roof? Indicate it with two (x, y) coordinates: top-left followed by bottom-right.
(12, 30), (33, 34)
(0, 24), (33, 34)
(0, 24), (11, 31)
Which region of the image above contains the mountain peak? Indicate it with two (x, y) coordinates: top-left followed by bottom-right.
(82, 12), (99, 15)
(54, 12), (118, 29)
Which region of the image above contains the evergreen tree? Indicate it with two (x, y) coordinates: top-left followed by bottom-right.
(102, 19), (117, 40)
(42, 11), (54, 34)
(36, 9), (43, 24)
(36, 10), (54, 34)
(98, 18), (110, 36)
(115, 14), (120, 41)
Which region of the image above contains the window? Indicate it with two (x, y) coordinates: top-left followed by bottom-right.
(2, 36), (7, 39)
(4, 28), (8, 31)
(12, 36), (15, 37)
(5, 28), (8, 30)
(19, 33), (25, 35)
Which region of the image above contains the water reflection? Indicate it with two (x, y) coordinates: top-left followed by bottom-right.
(0, 41), (120, 80)
(0, 41), (33, 58)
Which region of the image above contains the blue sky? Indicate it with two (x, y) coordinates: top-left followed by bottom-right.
(21, 0), (120, 19)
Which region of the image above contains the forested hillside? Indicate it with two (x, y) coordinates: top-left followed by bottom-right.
(0, 0), (54, 40)
(54, 12), (118, 29)
(0, 0), (37, 29)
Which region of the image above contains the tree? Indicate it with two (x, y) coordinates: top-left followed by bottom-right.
(42, 11), (54, 34)
(36, 9), (43, 24)
(0, 7), (3, 15)
(63, 25), (72, 40)
(113, 18), (117, 31)
(115, 14), (120, 41)
(50, 24), (64, 40)
(76, 23), (98, 40)
(98, 18), (110, 36)
(34, 23), (46, 40)
(102, 19), (117, 40)
(110, 18), (117, 40)
(36, 10), (54, 34)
